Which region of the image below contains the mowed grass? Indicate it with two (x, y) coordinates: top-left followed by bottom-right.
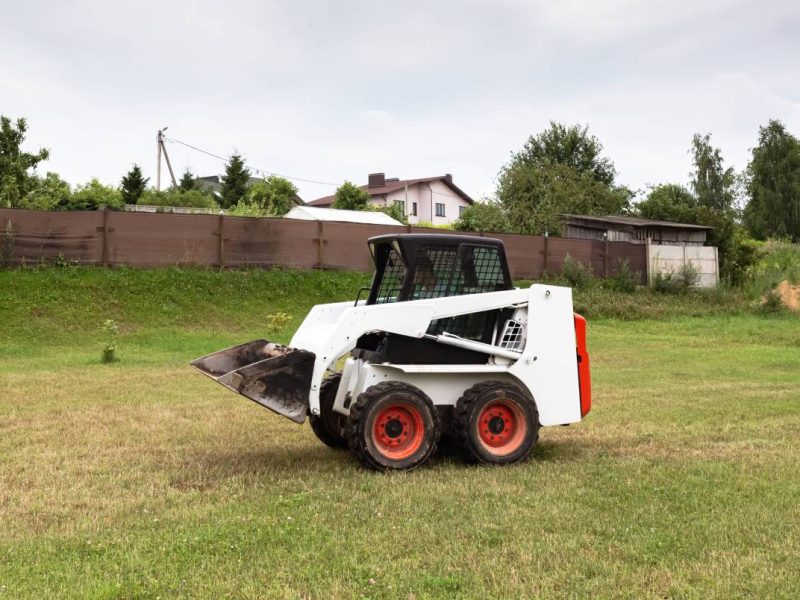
(1, 268), (799, 599)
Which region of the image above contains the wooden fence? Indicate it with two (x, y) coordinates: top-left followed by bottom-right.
(0, 208), (648, 282)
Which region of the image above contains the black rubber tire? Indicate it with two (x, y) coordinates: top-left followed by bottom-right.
(346, 381), (440, 471)
(454, 380), (540, 465)
(309, 374), (347, 449)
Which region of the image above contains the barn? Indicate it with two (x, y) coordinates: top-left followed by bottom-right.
(561, 214), (711, 246)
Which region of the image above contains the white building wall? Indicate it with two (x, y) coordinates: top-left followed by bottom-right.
(648, 243), (719, 288)
(366, 180), (469, 225)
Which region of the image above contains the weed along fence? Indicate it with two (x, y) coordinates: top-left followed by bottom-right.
(0, 208), (648, 282)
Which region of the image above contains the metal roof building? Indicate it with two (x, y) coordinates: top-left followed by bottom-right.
(561, 214), (712, 246)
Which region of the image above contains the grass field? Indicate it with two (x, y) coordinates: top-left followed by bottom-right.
(1, 268), (799, 599)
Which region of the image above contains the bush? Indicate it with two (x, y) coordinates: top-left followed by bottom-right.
(453, 202), (510, 233)
(59, 179), (122, 211)
(139, 188), (218, 209)
(606, 258), (638, 293)
(561, 254), (593, 288)
(652, 262), (701, 294)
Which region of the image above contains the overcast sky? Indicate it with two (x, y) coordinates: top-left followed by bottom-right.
(3, 0), (799, 202)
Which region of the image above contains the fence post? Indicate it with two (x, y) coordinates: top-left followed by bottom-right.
(102, 209), (109, 266)
(542, 234), (549, 275)
(217, 212), (225, 270)
(645, 237), (652, 286)
(603, 235), (609, 277)
(316, 220), (324, 268)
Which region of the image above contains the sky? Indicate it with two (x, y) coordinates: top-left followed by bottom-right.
(2, 0), (799, 203)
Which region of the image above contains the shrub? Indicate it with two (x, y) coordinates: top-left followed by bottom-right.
(140, 188), (218, 209)
(1, 219), (14, 267)
(759, 290), (785, 314)
(101, 319), (119, 363)
(60, 179), (123, 211)
(561, 255), (593, 288)
(606, 258), (638, 293)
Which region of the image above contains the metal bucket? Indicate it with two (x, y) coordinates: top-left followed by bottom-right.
(191, 340), (315, 423)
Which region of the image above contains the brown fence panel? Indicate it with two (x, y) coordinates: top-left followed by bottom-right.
(224, 217), (319, 268)
(321, 222), (407, 270)
(546, 237), (594, 275)
(0, 208), (102, 264)
(108, 211), (218, 267)
(492, 233), (546, 279)
(607, 241), (648, 284)
(0, 209), (648, 283)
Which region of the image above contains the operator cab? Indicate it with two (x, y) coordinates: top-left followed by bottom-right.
(364, 234), (513, 305)
(355, 235), (514, 351)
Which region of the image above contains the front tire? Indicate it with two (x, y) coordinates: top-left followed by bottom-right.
(346, 381), (440, 471)
(454, 381), (539, 465)
(309, 374), (347, 449)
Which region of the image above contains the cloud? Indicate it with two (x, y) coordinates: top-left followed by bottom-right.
(2, 0), (799, 203)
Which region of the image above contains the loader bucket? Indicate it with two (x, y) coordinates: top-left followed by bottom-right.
(191, 340), (315, 424)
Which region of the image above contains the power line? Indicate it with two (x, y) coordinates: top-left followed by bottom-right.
(165, 136), (339, 187)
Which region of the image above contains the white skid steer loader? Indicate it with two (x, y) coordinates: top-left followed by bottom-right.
(192, 234), (591, 471)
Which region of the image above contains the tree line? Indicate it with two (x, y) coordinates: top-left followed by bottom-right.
(0, 116), (300, 217)
(2, 113), (799, 281)
(453, 120), (800, 282)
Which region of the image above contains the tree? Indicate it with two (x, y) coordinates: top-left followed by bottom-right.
(120, 164), (149, 204)
(179, 168), (199, 192)
(494, 122), (629, 235)
(0, 115), (50, 208)
(139, 188), (218, 209)
(22, 172), (71, 210)
(60, 179), (122, 211)
(498, 162), (631, 236)
(332, 181), (370, 210)
(246, 176), (298, 216)
(453, 201), (511, 233)
(744, 120), (800, 241)
(220, 154), (250, 209)
(505, 121), (616, 186)
(636, 184), (698, 224)
(690, 133), (737, 212)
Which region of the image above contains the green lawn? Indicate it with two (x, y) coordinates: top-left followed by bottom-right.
(1, 268), (799, 599)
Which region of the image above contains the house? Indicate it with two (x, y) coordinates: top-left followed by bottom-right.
(561, 214), (712, 246)
(196, 175), (304, 206)
(306, 172), (474, 225)
(284, 205), (403, 226)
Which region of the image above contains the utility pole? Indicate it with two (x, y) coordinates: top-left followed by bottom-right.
(156, 127), (177, 190)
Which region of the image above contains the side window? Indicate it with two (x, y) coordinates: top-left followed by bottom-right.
(459, 205), (466, 217)
(469, 246), (508, 292)
(435, 203), (445, 217)
(393, 200), (405, 213)
(412, 202), (418, 216)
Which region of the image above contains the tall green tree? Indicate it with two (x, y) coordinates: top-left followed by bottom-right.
(636, 184), (698, 223)
(690, 133), (737, 212)
(0, 116), (50, 208)
(246, 176), (298, 216)
(120, 164), (149, 204)
(744, 120), (800, 241)
(332, 181), (370, 210)
(505, 121), (617, 186)
(220, 154), (251, 209)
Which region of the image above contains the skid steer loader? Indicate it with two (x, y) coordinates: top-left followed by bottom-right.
(192, 234), (591, 471)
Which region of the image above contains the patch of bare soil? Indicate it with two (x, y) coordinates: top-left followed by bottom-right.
(776, 279), (800, 310)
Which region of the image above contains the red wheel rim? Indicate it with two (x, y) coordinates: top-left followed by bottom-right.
(476, 399), (527, 456)
(371, 402), (425, 460)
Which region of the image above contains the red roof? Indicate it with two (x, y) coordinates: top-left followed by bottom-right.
(307, 175), (474, 207)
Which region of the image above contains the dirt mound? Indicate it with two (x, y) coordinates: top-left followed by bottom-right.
(776, 280), (800, 310)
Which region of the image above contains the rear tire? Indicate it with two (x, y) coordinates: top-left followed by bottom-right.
(309, 374), (347, 449)
(454, 381), (539, 465)
(346, 381), (440, 471)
